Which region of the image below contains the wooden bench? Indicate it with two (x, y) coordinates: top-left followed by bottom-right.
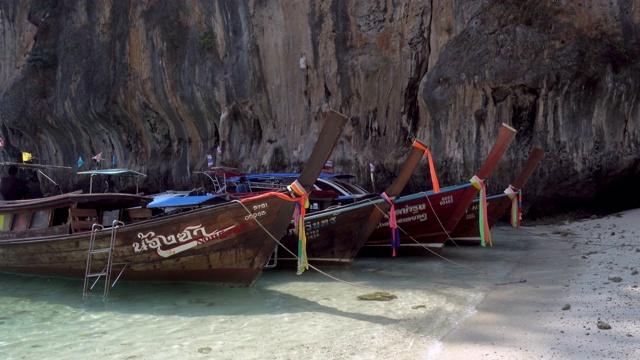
(126, 208), (152, 223)
(70, 208), (100, 233)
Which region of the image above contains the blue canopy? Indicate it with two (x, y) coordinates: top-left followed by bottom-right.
(147, 195), (220, 208)
(227, 173), (354, 182)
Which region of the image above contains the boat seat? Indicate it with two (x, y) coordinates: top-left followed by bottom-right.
(126, 208), (152, 222)
(70, 208), (100, 233)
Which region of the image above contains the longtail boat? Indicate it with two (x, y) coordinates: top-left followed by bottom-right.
(274, 140), (428, 270)
(0, 110), (347, 291)
(360, 124), (516, 256)
(448, 146), (544, 246)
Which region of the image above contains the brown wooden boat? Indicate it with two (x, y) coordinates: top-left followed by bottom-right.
(447, 146), (545, 246)
(274, 140), (428, 269)
(360, 124), (516, 256)
(0, 110), (347, 289)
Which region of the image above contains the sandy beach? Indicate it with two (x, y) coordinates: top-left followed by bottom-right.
(436, 208), (640, 360)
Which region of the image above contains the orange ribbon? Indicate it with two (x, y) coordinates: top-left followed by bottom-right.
(412, 141), (440, 193)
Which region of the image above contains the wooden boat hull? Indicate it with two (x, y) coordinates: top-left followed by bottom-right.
(275, 140), (429, 268)
(277, 197), (387, 267)
(361, 123), (517, 256)
(449, 146), (545, 246)
(0, 195), (295, 287)
(0, 110), (349, 286)
(361, 183), (476, 256)
(447, 194), (511, 246)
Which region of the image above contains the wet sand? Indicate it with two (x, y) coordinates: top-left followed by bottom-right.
(436, 209), (640, 360)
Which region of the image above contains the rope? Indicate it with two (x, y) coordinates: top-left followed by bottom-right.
(363, 196), (479, 272)
(233, 198), (375, 289)
(238, 189), (633, 288)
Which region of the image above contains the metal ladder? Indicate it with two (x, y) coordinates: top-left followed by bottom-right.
(83, 220), (127, 301)
(264, 245), (278, 269)
(211, 175), (222, 192)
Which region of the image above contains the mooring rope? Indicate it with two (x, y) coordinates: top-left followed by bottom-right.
(233, 198), (376, 289)
(363, 196), (480, 272)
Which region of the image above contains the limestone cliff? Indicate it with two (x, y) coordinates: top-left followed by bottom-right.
(1, 0), (639, 215)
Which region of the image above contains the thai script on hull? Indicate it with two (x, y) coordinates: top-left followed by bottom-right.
(133, 224), (241, 257)
(377, 213), (428, 228)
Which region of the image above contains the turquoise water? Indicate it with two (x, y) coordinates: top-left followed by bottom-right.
(0, 227), (532, 360)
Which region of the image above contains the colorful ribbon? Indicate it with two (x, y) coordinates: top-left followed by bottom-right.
(504, 185), (522, 228)
(470, 175), (492, 247)
(288, 180), (309, 274)
(412, 141), (440, 193)
(381, 192), (400, 256)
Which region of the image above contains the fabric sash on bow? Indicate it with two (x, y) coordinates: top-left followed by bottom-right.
(470, 175), (492, 247)
(381, 192), (400, 256)
(504, 185), (522, 228)
(411, 141), (440, 193)
(288, 179), (309, 274)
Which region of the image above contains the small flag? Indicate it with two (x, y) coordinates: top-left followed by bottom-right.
(323, 160), (333, 173)
(369, 163), (376, 193)
(112, 155), (117, 167)
(216, 146), (222, 154)
(77, 156), (84, 168)
(0, 138), (4, 147)
(207, 154), (213, 168)
(22, 152), (33, 162)
(91, 152), (102, 162)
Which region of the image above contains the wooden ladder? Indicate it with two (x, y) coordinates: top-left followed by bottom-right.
(82, 220), (127, 301)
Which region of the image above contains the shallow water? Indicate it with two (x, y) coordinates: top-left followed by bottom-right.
(0, 227), (533, 360)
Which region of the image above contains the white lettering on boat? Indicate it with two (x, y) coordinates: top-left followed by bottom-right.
(245, 210), (267, 221)
(133, 224), (240, 257)
(305, 215), (337, 240)
(252, 203), (268, 211)
(439, 195), (454, 206)
(377, 213), (428, 228)
(393, 203), (426, 216)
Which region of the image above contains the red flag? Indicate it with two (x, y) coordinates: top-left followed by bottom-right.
(91, 152), (102, 162)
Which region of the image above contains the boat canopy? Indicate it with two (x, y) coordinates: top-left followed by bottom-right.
(77, 168), (146, 193)
(147, 194), (223, 208)
(227, 173), (354, 182)
(1, 162), (72, 195)
(0, 162), (72, 170)
(77, 169), (146, 177)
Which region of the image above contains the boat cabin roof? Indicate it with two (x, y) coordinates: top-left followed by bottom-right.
(0, 162), (73, 171)
(77, 169), (147, 177)
(0, 192), (153, 212)
(146, 194), (226, 208)
(227, 173), (355, 182)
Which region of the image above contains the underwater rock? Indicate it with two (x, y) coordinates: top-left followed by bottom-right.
(357, 292), (397, 301)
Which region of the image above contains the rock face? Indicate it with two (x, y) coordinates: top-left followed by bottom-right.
(1, 0), (639, 215)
